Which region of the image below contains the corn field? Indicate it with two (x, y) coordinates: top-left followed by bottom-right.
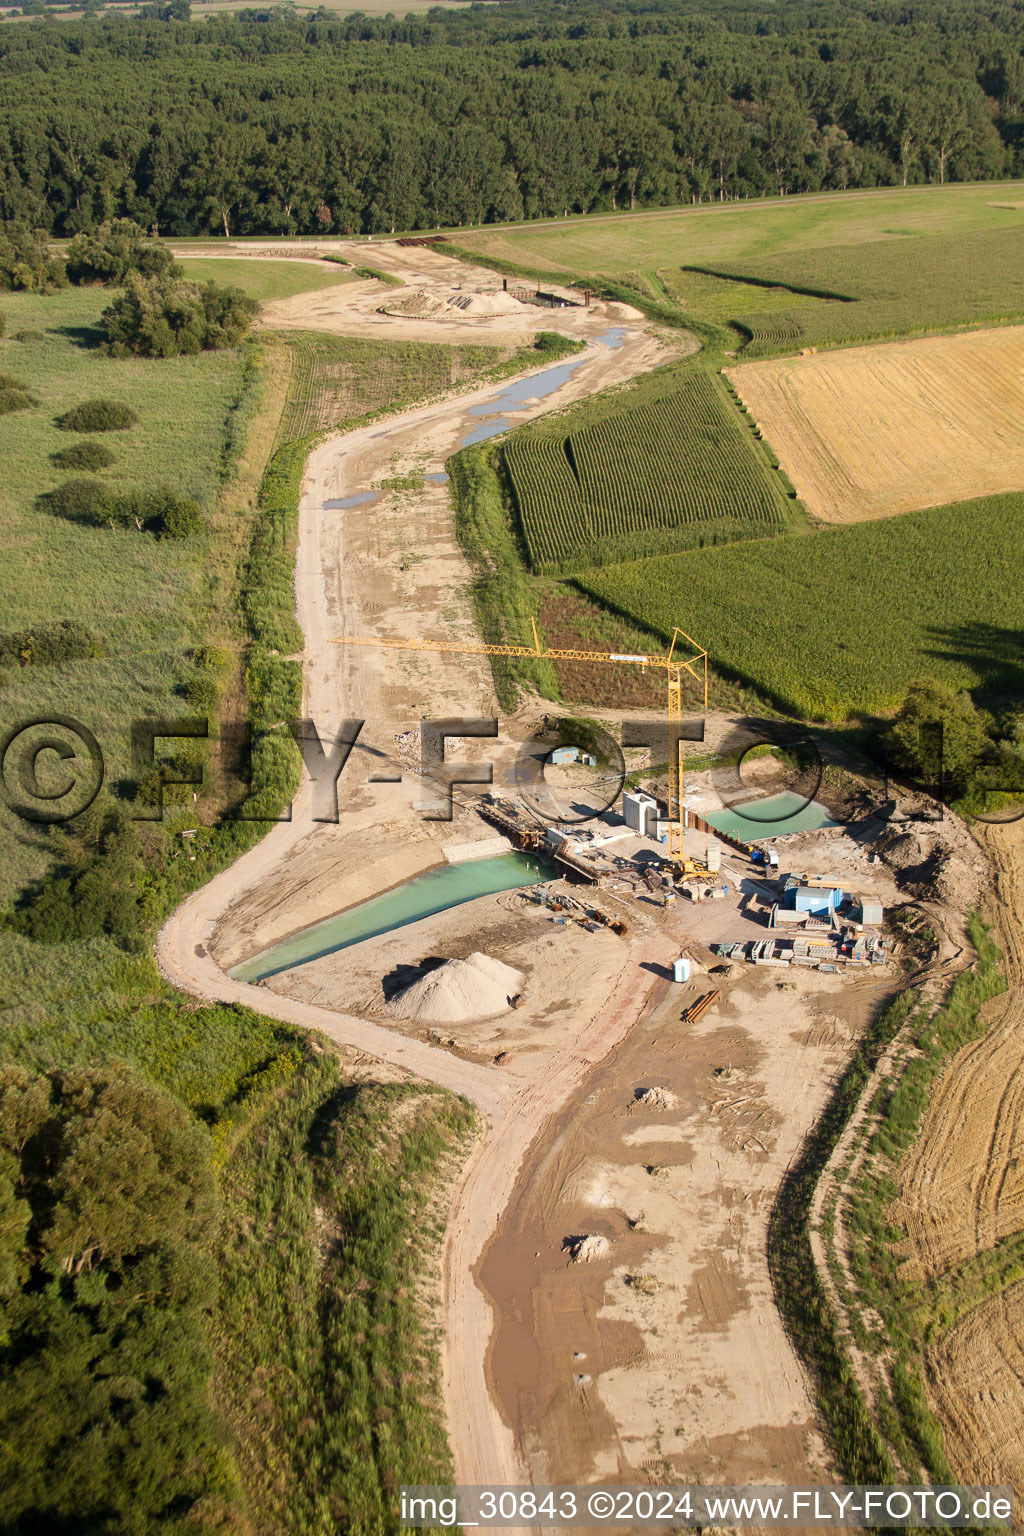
(577, 490), (1024, 721)
(504, 372), (787, 573)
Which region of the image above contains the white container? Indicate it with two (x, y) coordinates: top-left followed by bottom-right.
(673, 957), (691, 983)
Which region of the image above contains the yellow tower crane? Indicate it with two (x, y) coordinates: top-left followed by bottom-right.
(331, 619), (708, 863)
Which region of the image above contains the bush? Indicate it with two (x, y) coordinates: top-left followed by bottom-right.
(50, 439), (117, 471)
(43, 477), (109, 521)
(0, 226), (66, 292)
(0, 371), (28, 390)
(102, 274), (257, 357)
(55, 398), (138, 432)
(13, 328), (44, 342)
(160, 499), (206, 538)
(0, 619), (99, 669)
(0, 311), (5, 336)
(0, 387), (36, 414)
(65, 218), (178, 286)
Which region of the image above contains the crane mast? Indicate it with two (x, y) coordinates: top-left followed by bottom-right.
(332, 619), (708, 864)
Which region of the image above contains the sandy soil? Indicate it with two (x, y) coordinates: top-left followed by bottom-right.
(155, 237), (928, 1507)
(477, 945), (896, 1490)
(727, 326), (1024, 522)
(926, 1281), (1024, 1496)
(155, 258), (688, 1494)
(248, 237), (644, 345)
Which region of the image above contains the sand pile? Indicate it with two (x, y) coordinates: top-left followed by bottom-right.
(447, 290), (524, 315)
(876, 815), (986, 910)
(634, 1086), (679, 1110)
(564, 1234), (610, 1263)
(382, 288), (448, 316)
(381, 287), (524, 319)
(387, 951), (523, 1024)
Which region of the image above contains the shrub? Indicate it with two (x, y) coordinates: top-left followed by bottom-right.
(13, 328), (44, 342)
(50, 439), (118, 471)
(0, 311), (5, 336)
(160, 499), (207, 538)
(0, 619), (99, 669)
(56, 398), (138, 432)
(0, 371), (28, 390)
(0, 226), (66, 292)
(0, 387), (36, 414)
(65, 218), (178, 286)
(43, 477), (109, 521)
(102, 274), (257, 357)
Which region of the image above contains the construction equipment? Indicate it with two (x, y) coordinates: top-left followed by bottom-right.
(331, 616), (708, 866)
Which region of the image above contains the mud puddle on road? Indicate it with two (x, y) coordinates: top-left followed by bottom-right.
(458, 328), (630, 450)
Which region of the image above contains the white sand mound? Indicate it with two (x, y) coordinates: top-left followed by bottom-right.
(634, 1085), (679, 1111)
(447, 289), (524, 315)
(387, 951), (523, 1024)
(381, 287), (525, 319)
(565, 1234), (610, 1263)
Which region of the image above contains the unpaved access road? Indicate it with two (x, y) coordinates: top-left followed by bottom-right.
(157, 286), (687, 1490)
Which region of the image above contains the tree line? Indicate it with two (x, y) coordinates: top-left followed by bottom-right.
(0, 0), (1021, 235)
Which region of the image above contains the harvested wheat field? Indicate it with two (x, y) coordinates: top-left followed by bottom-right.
(926, 1282), (1024, 1493)
(891, 820), (1024, 1493)
(727, 326), (1024, 522)
(895, 821), (1024, 1282)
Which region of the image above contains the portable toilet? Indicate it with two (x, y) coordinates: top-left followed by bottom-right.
(673, 957), (691, 983)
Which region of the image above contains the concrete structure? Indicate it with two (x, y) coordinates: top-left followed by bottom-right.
(673, 957), (691, 983)
(623, 791), (659, 837)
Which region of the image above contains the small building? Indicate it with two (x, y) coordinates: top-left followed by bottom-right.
(859, 897), (884, 925)
(551, 746), (579, 765)
(623, 790), (659, 836)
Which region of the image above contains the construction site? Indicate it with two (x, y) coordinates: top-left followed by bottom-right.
(156, 236), (997, 1504)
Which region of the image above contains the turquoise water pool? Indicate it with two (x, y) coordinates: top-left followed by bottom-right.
(703, 791), (836, 841)
(231, 852), (552, 983)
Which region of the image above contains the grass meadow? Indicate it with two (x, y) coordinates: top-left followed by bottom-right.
(456, 182), (1024, 279)
(0, 286), (247, 899)
(176, 256), (354, 303)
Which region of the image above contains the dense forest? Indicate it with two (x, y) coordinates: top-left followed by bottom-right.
(0, 0), (1023, 235)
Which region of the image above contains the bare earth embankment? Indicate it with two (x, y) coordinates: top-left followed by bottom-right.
(728, 326), (1024, 522)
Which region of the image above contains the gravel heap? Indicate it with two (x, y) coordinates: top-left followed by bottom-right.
(386, 951), (523, 1024)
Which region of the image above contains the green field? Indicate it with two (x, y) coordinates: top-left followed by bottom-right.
(506, 367), (793, 571)
(0, 286), (245, 898)
(576, 492), (1024, 721)
(683, 225), (1024, 355)
(456, 183), (1024, 281)
(176, 256), (353, 303)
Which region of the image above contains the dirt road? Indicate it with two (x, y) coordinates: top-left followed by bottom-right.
(156, 275), (682, 1489)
